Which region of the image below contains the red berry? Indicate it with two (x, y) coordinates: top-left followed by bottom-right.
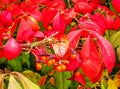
(3, 38), (21, 60)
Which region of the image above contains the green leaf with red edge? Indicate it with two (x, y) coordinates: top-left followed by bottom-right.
(67, 30), (83, 49)
(92, 31), (116, 73)
(53, 13), (66, 33)
(53, 34), (69, 57)
(80, 36), (103, 82)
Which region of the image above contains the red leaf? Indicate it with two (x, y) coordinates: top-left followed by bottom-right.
(80, 36), (103, 82)
(42, 8), (58, 28)
(66, 52), (82, 71)
(67, 30), (83, 49)
(68, 72), (86, 85)
(92, 31), (116, 73)
(74, 1), (96, 13)
(16, 18), (34, 42)
(0, 10), (12, 27)
(53, 13), (66, 33)
(3, 38), (21, 60)
(26, 16), (40, 31)
(79, 20), (104, 35)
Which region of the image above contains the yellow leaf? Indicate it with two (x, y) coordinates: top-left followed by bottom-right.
(107, 79), (117, 89)
(12, 72), (40, 89)
(8, 75), (22, 89)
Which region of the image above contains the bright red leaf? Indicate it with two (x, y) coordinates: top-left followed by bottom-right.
(3, 38), (21, 60)
(92, 31), (116, 73)
(16, 18), (34, 42)
(53, 13), (66, 33)
(67, 30), (83, 49)
(80, 36), (103, 82)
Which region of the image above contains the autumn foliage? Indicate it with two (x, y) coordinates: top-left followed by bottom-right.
(0, 0), (120, 89)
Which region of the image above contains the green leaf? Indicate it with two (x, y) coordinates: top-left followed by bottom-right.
(12, 72), (41, 89)
(54, 72), (71, 89)
(107, 79), (117, 89)
(117, 46), (120, 61)
(69, 81), (79, 89)
(7, 56), (22, 71)
(41, 64), (53, 74)
(0, 74), (5, 89)
(8, 75), (22, 89)
(22, 70), (41, 83)
(101, 79), (107, 89)
(0, 58), (6, 64)
(21, 53), (30, 68)
(109, 31), (120, 48)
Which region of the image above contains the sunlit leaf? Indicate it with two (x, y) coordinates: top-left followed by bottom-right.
(107, 79), (117, 89)
(0, 74), (5, 89)
(92, 31), (115, 73)
(109, 31), (120, 48)
(12, 72), (40, 89)
(53, 34), (69, 57)
(8, 75), (22, 89)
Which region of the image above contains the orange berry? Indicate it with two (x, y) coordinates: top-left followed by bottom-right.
(71, 54), (77, 59)
(47, 25), (52, 30)
(74, 71), (81, 77)
(47, 60), (52, 66)
(54, 65), (62, 72)
(36, 62), (42, 70)
(61, 64), (66, 71)
(51, 59), (55, 65)
(41, 56), (47, 61)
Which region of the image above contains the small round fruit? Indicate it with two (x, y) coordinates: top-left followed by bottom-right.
(61, 64), (66, 71)
(47, 60), (52, 66)
(51, 59), (55, 65)
(54, 64), (62, 72)
(74, 71), (81, 77)
(36, 62), (42, 70)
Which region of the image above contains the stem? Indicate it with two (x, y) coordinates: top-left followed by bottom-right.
(31, 32), (58, 48)
(67, 0), (71, 8)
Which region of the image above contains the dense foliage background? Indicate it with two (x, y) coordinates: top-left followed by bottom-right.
(0, 0), (120, 89)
